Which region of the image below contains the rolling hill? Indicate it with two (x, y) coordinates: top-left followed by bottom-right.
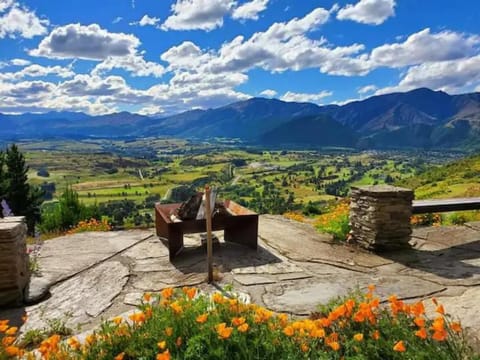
(1, 88), (480, 150)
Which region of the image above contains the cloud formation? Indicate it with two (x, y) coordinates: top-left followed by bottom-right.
(131, 15), (161, 27)
(162, 0), (236, 31)
(0, 0), (49, 39)
(232, 0), (269, 21)
(337, 0), (395, 25)
(281, 90), (333, 103)
(30, 24), (140, 60)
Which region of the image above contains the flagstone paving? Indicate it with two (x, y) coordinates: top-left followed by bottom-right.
(1, 217), (480, 347)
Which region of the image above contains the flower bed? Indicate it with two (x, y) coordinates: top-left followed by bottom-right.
(0, 287), (478, 359)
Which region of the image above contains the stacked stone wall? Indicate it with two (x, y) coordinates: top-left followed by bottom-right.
(350, 185), (413, 251)
(0, 216), (29, 306)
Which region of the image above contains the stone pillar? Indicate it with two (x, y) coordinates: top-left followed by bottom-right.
(0, 216), (29, 306)
(349, 185), (414, 251)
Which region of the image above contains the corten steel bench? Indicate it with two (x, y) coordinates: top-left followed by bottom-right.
(155, 200), (258, 260)
(412, 197), (480, 214)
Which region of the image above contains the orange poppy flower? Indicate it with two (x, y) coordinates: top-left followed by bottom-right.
(216, 323), (233, 340)
(450, 322), (462, 333)
(238, 323), (249, 333)
(196, 314), (208, 324)
(156, 350), (171, 360)
(161, 288), (174, 299)
(393, 340), (406, 352)
(415, 328), (427, 340)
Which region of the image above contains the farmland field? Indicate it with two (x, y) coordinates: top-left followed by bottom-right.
(12, 138), (466, 227)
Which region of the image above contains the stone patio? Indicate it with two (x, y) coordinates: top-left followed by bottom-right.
(1, 215), (480, 347)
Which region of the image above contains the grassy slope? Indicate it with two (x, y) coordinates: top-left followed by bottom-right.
(398, 154), (480, 199)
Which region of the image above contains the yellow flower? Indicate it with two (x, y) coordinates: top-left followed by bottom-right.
(238, 323), (249, 333)
(170, 301), (183, 314)
(158, 340), (167, 350)
(165, 327), (173, 337)
(353, 333), (364, 342)
(393, 340), (406, 352)
(5, 326), (17, 335)
(196, 314), (208, 324)
(67, 337), (81, 350)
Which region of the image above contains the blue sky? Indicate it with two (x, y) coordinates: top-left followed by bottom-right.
(0, 0), (479, 115)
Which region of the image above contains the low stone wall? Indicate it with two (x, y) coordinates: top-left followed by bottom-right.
(0, 216), (29, 306)
(349, 185), (414, 251)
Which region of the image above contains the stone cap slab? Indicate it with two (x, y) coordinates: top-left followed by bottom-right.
(351, 185), (414, 198)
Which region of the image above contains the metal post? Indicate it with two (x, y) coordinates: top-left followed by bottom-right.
(205, 186), (213, 283)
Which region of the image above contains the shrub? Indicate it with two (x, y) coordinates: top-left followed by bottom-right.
(66, 218), (111, 234)
(410, 213), (442, 227)
(0, 287), (477, 359)
(314, 200), (350, 241)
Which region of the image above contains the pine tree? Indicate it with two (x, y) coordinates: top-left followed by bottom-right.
(0, 151), (6, 205)
(5, 144), (30, 214)
(5, 144), (44, 233)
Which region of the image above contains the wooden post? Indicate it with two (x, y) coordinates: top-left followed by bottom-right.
(205, 186), (213, 283)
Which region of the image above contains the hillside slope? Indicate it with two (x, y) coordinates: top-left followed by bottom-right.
(398, 154), (480, 199)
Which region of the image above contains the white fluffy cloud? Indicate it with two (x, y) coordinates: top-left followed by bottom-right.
(370, 28), (480, 67)
(202, 7), (370, 76)
(92, 54), (165, 78)
(138, 105), (164, 115)
(0, 1), (49, 39)
(30, 23), (164, 77)
(260, 89), (277, 97)
(162, 0), (236, 31)
(131, 15), (161, 27)
(232, 0), (269, 21)
(0, 64), (74, 81)
(281, 90), (332, 103)
(337, 0), (395, 25)
(376, 55), (480, 94)
(30, 24), (140, 60)
(358, 84), (377, 94)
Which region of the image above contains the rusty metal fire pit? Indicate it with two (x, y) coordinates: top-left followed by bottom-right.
(155, 200), (258, 260)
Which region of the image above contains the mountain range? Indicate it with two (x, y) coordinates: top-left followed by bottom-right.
(1, 88), (480, 150)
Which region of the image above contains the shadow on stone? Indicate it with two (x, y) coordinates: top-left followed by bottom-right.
(165, 239), (283, 275)
(380, 239), (480, 280)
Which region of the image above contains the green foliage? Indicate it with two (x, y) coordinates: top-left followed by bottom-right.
(39, 185), (100, 233)
(314, 201), (350, 241)
(248, 182), (295, 214)
(0, 144), (44, 233)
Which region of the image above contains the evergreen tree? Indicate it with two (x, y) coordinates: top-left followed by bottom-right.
(5, 144), (44, 232)
(5, 144), (30, 214)
(0, 151), (6, 204)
